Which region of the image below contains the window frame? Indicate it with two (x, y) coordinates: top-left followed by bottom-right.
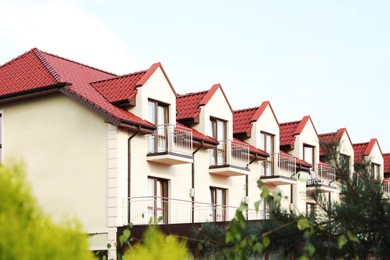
(303, 144), (315, 166)
(148, 99), (169, 153)
(210, 117), (227, 166)
(371, 163), (380, 180)
(260, 131), (275, 176)
(148, 176), (169, 224)
(210, 186), (227, 222)
(306, 202), (316, 217)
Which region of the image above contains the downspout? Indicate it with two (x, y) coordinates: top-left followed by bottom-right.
(191, 141), (204, 223)
(245, 154), (259, 220)
(128, 126), (141, 224)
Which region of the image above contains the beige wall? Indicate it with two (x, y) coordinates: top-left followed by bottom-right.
(367, 142), (384, 180)
(2, 94), (109, 248)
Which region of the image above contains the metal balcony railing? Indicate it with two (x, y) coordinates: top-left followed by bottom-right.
(261, 153), (297, 178)
(209, 140), (249, 169)
(147, 124), (193, 156)
(307, 163), (336, 186)
(124, 196), (267, 225)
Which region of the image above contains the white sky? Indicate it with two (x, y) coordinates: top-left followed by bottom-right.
(1, 0), (389, 152)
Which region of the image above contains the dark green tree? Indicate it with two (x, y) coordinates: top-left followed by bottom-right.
(193, 142), (390, 259)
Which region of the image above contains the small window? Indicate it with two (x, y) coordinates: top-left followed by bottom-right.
(210, 187), (227, 221)
(306, 203), (316, 217)
(260, 132), (275, 176)
(210, 117), (227, 166)
(303, 144), (315, 166)
(371, 163), (380, 180)
(148, 100), (169, 153)
(339, 153), (350, 174)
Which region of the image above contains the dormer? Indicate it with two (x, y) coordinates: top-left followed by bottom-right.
(280, 116), (320, 166)
(178, 84), (256, 176)
(353, 138), (384, 181)
(319, 128), (354, 174)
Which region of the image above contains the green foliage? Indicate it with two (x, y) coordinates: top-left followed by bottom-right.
(124, 226), (189, 260)
(0, 163), (94, 260)
(193, 140), (390, 259)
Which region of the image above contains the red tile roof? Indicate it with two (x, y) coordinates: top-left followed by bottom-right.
(279, 120), (300, 147)
(234, 101), (280, 137)
(233, 107), (258, 135)
(280, 116), (318, 148)
(91, 62), (177, 104)
(176, 90), (208, 121)
(233, 138), (269, 158)
(318, 128), (351, 156)
(91, 71), (146, 103)
(280, 150), (312, 168)
(177, 84), (233, 122)
(176, 122), (218, 145)
(383, 153), (390, 173)
(0, 48), (155, 130)
(353, 138), (383, 164)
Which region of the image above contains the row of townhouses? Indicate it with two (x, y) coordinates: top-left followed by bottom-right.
(0, 48), (389, 258)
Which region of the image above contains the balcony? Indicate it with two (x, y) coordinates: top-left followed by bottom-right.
(260, 153), (297, 186)
(124, 196), (267, 225)
(147, 124), (193, 165)
(306, 163), (337, 193)
(209, 140), (250, 176)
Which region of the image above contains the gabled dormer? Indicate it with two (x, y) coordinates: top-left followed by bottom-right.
(177, 84), (254, 176)
(353, 138), (384, 181)
(319, 128), (354, 174)
(280, 116), (319, 166)
(234, 102), (299, 185)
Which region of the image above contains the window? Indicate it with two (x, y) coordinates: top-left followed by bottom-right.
(303, 144), (315, 166)
(261, 197), (274, 219)
(148, 177), (168, 224)
(371, 163), (380, 180)
(148, 100), (169, 153)
(306, 203), (316, 217)
(210, 187), (226, 221)
(339, 153), (350, 174)
(260, 132), (274, 176)
(210, 117), (227, 166)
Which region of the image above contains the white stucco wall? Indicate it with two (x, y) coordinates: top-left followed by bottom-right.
(2, 94), (109, 249)
(367, 142), (384, 180)
(131, 67), (176, 124)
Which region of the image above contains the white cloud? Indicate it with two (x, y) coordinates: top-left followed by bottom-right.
(0, 0), (137, 74)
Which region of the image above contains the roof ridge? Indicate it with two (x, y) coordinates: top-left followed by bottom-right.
(280, 119), (301, 125)
(32, 48), (62, 82)
(91, 70), (146, 85)
(0, 48), (34, 68)
(177, 89), (208, 97)
(40, 49), (117, 77)
(318, 131), (337, 137)
(353, 142), (369, 146)
(234, 106), (259, 112)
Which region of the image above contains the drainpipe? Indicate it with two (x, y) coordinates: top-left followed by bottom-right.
(128, 127), (141, 224)
(191, 141), (204, 223)
(245, 154), (258, 220)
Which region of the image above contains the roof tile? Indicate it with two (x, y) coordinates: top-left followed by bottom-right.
(383, 153), (390, 173)
(176, 91), (208, 120)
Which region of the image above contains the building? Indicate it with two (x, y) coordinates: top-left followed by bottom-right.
(0, 48), (388, 258)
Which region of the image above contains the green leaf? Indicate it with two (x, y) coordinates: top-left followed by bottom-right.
(347, 230), (359, 243)
(262, 236), (270, 248)
(297, 217), (310, 230)
(298, 256), (309, 260)
(338, 235), (347, 249)
(119, 229), (131, 246)
(261, 187), (269, 198)
(304, 242), (316, 256)
(257, 179), (263, 189)
(254, 200), (260, 212)
(253, 242), (264, 254)
(240, 239), (247, 248)
(107, 243), (111, 249)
